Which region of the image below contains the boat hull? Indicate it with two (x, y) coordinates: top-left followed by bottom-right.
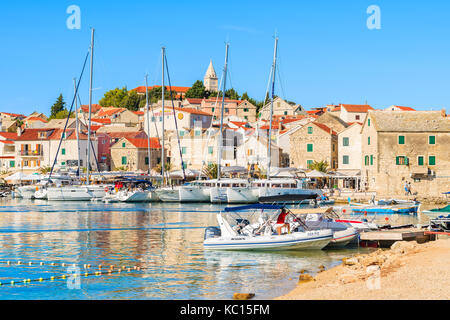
(204, 230), (333, 251)
(47, 186), (107, 201)
(16, 186), (38, 199)
(326, 228), (359, 248)
(226, 188), (258, 204)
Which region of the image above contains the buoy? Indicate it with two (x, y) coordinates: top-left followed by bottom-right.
(17, 261), (21, 265)
(84, 273), (88, 277)
(110, 265), (114, 270)
(23, 279), (27, 284)
(40, 262), (44, 266)
(10, 281), (14, 285)
(39, 278), (43, 282)
(385, 217), (389, 221)
(117, 269), (121, 273)
(61, 263), (65, 267)
(27, 279), (31, 283)
(7, 261), (10, 265)
(98, 265), (102, 269)
(127, 268), (131, 272)
(50, 276), (54, 281)
(28, 262), (32, 266)
(62, 275), (66, 279)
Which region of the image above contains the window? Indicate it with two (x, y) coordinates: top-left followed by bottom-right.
(396, 156), (409, 165)
(243, 108), (249, 112)
(368, 119), (371, 126)
(307, 127), (313, 134)
(244, 116), (248, 120)
(212, 108), (215, 112)
(343, 155), (349, 165)
(355, 115), (360, 120)
(225, 108), (229, 113)
(208, 146), (213, 154)
(182, 147), (187, 155)
(368, 137), (371, 145)
(418, 156), (424, 166)
(365, 156), (369, 166)
(284, 111), (288, 116)
(122, 142), (126, 148)
(145, 157), (149, 165)
(182, 162), (187, 169)
(195, 130), (201, 136)
(61, 161), (66, 166)
(343, 137), (349, 146)
(121, 156), (127, 165)
(307, 160), (313, 168)
(179, 130), (184, 137)
(9, 161), (14, 168)
(62, 148), (66, 155)
(429, 156), (436, 166)
(370, 155), (374, 165)
(429, 136), (436, 145)
(398, 135), (405, 145)
(307, 144), (313, 152)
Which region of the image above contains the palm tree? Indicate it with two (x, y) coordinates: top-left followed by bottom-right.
(308, 160), (329, 172)
(152, 162), (172, 174)
(39, 166), (52, 174)
(202, 163), (218, 179)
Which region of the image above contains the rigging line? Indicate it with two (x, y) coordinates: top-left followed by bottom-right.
(164, 54), (186, 182)
(77, 94), (102, 175)
(49, 50), (90, 180)
(276, 50), (287, 101)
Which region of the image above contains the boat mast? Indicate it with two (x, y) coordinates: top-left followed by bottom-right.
(145, 74), (151, 176)
(217, 42), (229, 182)
(86, 28), (95, 185)
(161, 47), (166, 186)
(73, 78), (81, 177)
(267, 36), (278, 181)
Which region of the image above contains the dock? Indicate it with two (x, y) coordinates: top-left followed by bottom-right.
(359, 228), (437, 248)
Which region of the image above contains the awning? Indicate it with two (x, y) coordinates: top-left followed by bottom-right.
(305, 170), (329, 178)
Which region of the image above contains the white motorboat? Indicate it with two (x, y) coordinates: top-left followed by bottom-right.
(46, 185), (110, 201)
(16, 185), (38, 199)
(203, 204), (333, 251)
(116, 189), (159, 202)
(155, 182), (210, 203)
(252, 178), (323, 200)
(290, 208), (359, 248)
(208, 179), (255, 204)
(33, 188), (48, 200)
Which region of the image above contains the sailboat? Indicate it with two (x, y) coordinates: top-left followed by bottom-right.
(46, 29), (111, 201)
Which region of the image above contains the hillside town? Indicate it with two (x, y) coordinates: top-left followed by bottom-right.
(1, 61), (449, 198)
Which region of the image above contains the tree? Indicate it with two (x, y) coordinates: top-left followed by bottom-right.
(225, 88), (240, 100)
(50, 109), (75, 120)
(99, 87), (130, 108)
(202, 163), (218, 179)
(50, 94), (66, 118)
(308, 160), (329, 172)
(185, 80), (206, 99)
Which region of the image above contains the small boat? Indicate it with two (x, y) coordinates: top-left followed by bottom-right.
(155, 182), (210, 203)
(430, 214), (450, 231)
(258, 193), (319, 204)
(422, 205), (450, 218)
(350, 203), (420, 216)
(289, 207), (359, 248)
(203, 204), (333, 251)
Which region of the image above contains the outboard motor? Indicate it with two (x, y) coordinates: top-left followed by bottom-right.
(204, 227), (221, 240)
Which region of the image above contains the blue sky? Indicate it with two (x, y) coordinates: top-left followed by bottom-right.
(1, 0), (450, 115)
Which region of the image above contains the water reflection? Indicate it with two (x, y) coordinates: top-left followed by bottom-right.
(0, 198), (429, 300)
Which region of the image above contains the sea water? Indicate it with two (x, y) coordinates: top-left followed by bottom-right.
(0, 198), (431, 300)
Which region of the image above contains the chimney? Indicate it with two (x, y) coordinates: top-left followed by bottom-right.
(441, 108), (447, 118)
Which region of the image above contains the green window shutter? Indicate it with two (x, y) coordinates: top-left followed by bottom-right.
(368, 119), (371, 126)
(307, 127), (313, 134)
(405, 157), (409, 165)
(122, 142), (126, 148)
(145, 157), (149, 165)
(62, 148), (66, 155)
(182, 147), (187, 155)
(179, 131), (184, 137)
(307, 144), (313, 152)
(343, 137), (349, 146)
(365, 156), (369, 166)
(343, 155), (349, 165)
(429, 156), (436, 166)
(370, 155), (374, 165)
(398, 136), (405, 145)
(396, 156), (400, 165)
(208, 146), (213, 154)
(10, 161), (15, 168)
(61, 161), (66, 166)
(307, 160), (313, 168)
(121, 156), (127, 165)
(418, 156), (424, 166)
(368, 137), (371, 145)
(429, 136), (436, 145)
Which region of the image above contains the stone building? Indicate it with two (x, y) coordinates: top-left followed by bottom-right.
(204, 60), (218, 93)
(314, 112), (348, 134)
(110, 137), (162, 171)
(290, 121), (338, 170)
(338, 122), (363, 171)
(361, 110), (450, 196)
(260, 97), (305, 120)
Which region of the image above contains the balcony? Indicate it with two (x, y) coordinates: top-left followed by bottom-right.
(18, 150), (43, 157)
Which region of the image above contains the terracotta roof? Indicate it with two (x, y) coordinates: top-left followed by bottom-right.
(16, 129), (53, 141)
(133, 86), (191, 94)
(80, 104), (102, 113)
(392, 106), (416, 111)
(0, 132), (18, 140)
(26, 117), (48, 123)
(170, 107), (212, 116)
(96, 107), (126, 118)
(125, 137), (161, 149)
(133, 111), (144, 115)
(185, 98), (203, 104)
(313, 122), (337, 135)
(106, 131), (145, 139)
(16, 128), (89, 141)
(0, 140), (14, 144)
(340, 104), (374, 113)
(347, 122), (363, 126)
(1, 112), (25, 118)
(91, 118), (112, 124)
(0, 156), (14, 159)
